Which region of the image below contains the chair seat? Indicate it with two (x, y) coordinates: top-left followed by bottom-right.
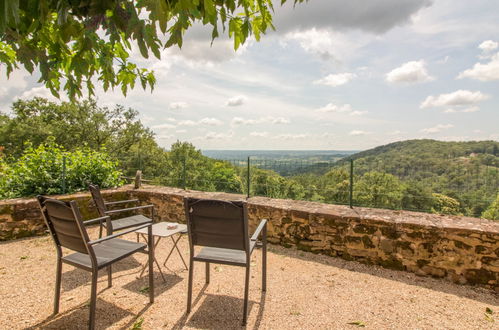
(194, 247), (248, 266)
(62, 238), (147, 271)
(103, 214), (151, 231)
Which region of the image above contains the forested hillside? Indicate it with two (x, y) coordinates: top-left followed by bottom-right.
(330, 140), (499, 216)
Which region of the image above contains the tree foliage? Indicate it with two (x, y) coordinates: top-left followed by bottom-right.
(0, 97), (163, 175)
(0, 0), (303, 99)
(482, 194), (499, 220)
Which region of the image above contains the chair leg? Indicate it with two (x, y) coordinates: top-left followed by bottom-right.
(205, 262), (210, 284)
(54, 257), (62, 314)
(107, 266), (112, 288)
(242, 264), (250, 326)
(99, 224), (103, 239)
(187, 259), (194, 314)
(148, 233), (155, 304)
(89, 270), (98, 330)
(262, 236), (267, 292)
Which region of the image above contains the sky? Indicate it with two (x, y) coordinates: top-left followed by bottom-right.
(1, 0), (498, 151)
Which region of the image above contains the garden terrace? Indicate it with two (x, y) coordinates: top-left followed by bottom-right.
(0, 185), (498, 328)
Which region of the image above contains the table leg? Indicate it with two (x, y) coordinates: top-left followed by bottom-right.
(163, 234), (188, 270)
(138, 233), (167, 282)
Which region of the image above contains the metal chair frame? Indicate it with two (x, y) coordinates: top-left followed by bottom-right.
(89, 184), (154, 238)
(37, 196), (155, 330)
(184, 198), (267, 325)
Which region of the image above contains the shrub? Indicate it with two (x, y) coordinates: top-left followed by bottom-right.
(430, 193), (462, 215)
(482, 194), (499, 220)
(0, 141), (123, 199)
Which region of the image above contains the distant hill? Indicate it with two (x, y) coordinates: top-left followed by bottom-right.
(339, 139), (498, 164)
(333, 139), (499, 216)
(202, 149), (358, 161)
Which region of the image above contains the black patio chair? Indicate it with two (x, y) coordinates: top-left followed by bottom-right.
(89, 184), (153, 238)
(37, 196), (154, 330)
(184, 198), (267, 325)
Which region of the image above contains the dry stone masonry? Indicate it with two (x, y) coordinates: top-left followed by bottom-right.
(1, 185), (497, 291)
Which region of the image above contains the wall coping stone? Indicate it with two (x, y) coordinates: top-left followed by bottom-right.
(135, 185), (499, 235)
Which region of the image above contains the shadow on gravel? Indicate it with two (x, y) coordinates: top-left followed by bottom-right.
(26, 298), (132, 330)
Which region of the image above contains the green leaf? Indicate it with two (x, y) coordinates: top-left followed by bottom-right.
(347, 321), (366, 327)
(203, 0), (216, 20)
(130, 317), (144, 330)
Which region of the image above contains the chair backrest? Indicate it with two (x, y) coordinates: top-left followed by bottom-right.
(37, 196), (90, 254)
(89, 184), (107, 216)
(184, 198), (249, 251)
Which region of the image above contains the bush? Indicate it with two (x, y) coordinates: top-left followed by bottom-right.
(430, 193), (462, 215)
(482, 194), (499, 220)
(0, 141), (123, 199)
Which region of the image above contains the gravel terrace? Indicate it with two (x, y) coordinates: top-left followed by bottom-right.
(0, 227), (497, 329)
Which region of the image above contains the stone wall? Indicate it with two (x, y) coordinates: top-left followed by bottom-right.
(0, 187), (131, 240)
(1, 185), (498, 291)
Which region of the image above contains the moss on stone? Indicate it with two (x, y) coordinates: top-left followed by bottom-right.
(416, 259), (430, 268)
(453, 240), (472, 250)
(361, 235), (375, 249)
(379, 257), (405, 271)
(380, 226), (398, 239)
(464, 268), (495, 285)
(353, 224), (377, 235)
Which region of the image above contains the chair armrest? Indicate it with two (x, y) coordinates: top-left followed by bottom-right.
(104, 199), (139, 206)
(104, 204), (154, 215)
(251, 219), (268, 241)
(83, 216), (111, 226)
(88, 222), (152, 245)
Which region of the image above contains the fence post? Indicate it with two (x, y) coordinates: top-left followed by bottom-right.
(62, 155), (66, 194)
(246, 156), (250, 199)
(134, 170), (142, 189)
(182, 157), (187, 190)
(349, 159), (354, 208)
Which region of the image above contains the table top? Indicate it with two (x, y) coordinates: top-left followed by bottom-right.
(135, 222), (187, 237)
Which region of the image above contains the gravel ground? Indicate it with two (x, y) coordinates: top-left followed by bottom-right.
(0, 227), (497, 330)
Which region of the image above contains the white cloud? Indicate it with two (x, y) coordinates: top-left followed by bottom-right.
(177, 120), (198, 127)
(267, 117), (290, 124)
(157, 134), (174, 140)
(350, 111), (368, 116)
(457, 52), (499, 81)
(314, 73), (356, 87)
(420, 124), (453, 134)
(386, 60), (434, 83)
(285, 28), (366, 62)
(249, 131), (269, 137)
(420, 90), (489, 109)
(443, 106), (479, 114)
(204, 131), (234, 140)
(317, 103), (353, 113)
(169, 102), (188, 110)
(199, 118), (223, 126)
(151, 123), (176, 129)
(176, 129), (187, 133)
(231, 116), (290, 126)
(273, 133), (310, 140)
(177, 118), (223, 127)
(349, 130), (368, 136)
(20, 86), (68, 102)
(316, 102), (367, 117)
(226, 95), (247, 107)
(478, 40), (498, 52)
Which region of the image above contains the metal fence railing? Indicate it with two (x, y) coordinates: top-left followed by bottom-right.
(123, 156), (499, 218)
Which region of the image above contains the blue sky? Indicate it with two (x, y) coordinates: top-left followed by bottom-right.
(1, 0), (498, 150)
